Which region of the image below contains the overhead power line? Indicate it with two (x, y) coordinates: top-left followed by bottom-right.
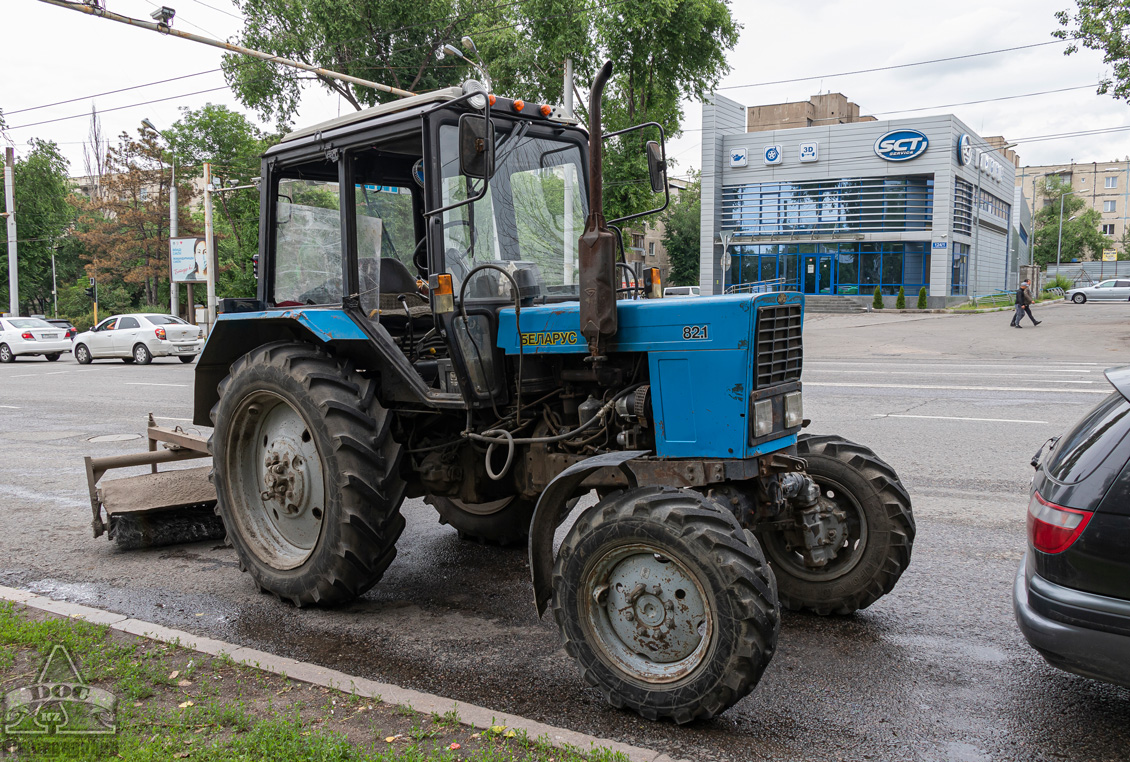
(6, 86), (232, 131)
(5, 69), (223, 116)
(718, 39), (1073, 91)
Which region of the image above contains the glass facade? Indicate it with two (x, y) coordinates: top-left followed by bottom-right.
(727, 242), (930, 296)
(950, 242), (970, 296)
(721, 176), (934, 235)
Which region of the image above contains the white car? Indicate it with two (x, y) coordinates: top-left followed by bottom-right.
(1065, 279), (1130, 304)
(73, 314), (204, 365)
(0, 317), (73, 363)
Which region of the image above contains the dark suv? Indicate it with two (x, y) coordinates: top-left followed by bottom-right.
(1014, 366), (1130, 688)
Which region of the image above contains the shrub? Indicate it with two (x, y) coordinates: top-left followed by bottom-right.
(1043, 274), (1074, 294)
(895, 286), (906, 309)
(872, 286), (883, 309)
(917, 286), (928, 309)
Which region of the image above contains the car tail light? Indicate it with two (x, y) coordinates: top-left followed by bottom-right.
(154, 327), (166, 340)
(20, 332), (35, 340)
(1027, 491), (1093, 554)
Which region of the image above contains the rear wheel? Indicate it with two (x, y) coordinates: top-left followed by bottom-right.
(74, 344), (92, 364)
(45, 353), (61, 362)
(211, 341), (407, 607)
(756, 433), (914, 615)
(552, 486), (779, 723)
(133, 344), (153, 365)
(179, 355), (195, 364)
(1072, 293), (1086, 304)
(0, 344), (14, 363)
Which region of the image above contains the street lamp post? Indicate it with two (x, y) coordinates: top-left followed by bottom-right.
(141, 118), (179, 319)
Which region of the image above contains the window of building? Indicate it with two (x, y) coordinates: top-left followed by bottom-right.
(1104, 200), (1117, 213)
(1106, 176), (1118, 189)
(953, 179), (973, 237)
(631, 234), (644, 250)
(139, 188), (149, 201)
(951, 243), (969, 296)
(721, 175), (934, 236)
(648, 241), (655, 257)
(978, 188), (1011, 220)
(1103, 224), (1116, 235)
(725, 241), (930, 296)
(1019, 224), (1029, 244)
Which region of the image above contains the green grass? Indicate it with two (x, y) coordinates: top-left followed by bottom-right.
(0, 602), (626, 761)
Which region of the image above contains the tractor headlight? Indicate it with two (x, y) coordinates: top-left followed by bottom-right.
(462, 79), (489, 110)
(784, 391), (803, 428)
(754, 400), (773, 438)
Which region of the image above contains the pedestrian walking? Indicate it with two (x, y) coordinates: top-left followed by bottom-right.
(1011, 279), (1041, 328)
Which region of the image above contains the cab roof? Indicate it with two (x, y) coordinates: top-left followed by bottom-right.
(279, 87), (463, 145)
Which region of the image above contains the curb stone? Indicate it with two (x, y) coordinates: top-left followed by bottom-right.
(0, 585), (685, 762)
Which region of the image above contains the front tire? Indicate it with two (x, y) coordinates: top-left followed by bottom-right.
(211, 341), (407, 607)
(74, 344), (92, 364)
(552, 486), (779, 723)
(756, 434), (914, 615)
(426, 495), (535, 546)
(1072, 293), (1086, 304)
(133, 344), (153, 365)
(0, 344), (14, 363)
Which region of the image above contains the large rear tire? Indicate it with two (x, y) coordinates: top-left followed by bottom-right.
(210, 341), (407, 607)
(552, 486), (779, 724)
(757, 433), (914, 615)
(426, 495), (535, 546)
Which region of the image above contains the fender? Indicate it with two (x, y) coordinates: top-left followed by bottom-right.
(529, 450), (648, 616)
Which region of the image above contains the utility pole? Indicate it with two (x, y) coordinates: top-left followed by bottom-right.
(204, 163), (217, 330)
(3, 147), (17, 316)
(51, 247), (58, 318)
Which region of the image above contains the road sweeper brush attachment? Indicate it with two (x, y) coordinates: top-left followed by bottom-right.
(85, 414), (226, 550)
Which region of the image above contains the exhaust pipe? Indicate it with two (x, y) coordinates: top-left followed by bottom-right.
(578, 60), (617, 367)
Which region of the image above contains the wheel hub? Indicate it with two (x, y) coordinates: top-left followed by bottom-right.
(589, 549), (710, 675)
(261, 448), (308, 515)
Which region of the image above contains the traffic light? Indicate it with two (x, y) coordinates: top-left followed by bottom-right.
(84, 286), (95, 298)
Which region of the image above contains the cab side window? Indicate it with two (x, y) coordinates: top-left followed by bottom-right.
(98, 319), (118, 331)
(118, 317), (140, 330)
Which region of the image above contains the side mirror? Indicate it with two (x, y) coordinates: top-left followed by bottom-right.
(646, 140), (666, 193)
(458, 113), (495, 180)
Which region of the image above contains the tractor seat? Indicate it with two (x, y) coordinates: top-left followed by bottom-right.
(363, 257), (432, 319)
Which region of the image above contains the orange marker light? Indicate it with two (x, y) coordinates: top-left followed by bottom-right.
(539, 104), (552, 117)
(513, 99), (525, 112)
(435, 274), (453, 295)
(488, 94), (496, 106)
(432, 273), (455, 314)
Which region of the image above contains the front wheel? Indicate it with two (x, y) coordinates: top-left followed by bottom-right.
(426, 495), (535, 546)
(1072, 293), (1086, 304)
(133, 344), (153, 365)
(211, 341), (407, 606)
(0, 344), (13, 363)
(756, 434), (914, 615)
(552, 486), (779, 723)
(45, 353), (61, 362)
(74, 344), (92, 364)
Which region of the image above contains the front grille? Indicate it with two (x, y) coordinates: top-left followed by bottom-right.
(754, 304), (803, 388)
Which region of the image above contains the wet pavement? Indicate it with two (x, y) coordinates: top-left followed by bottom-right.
(3, 304), (1130, 761)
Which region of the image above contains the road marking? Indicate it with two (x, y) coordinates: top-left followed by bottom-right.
(7, 371), (70, 378)
(0, 405), (19, 409)
(807, 370), (1094, 383)
(807, 362), (1096, 372)
(125, 382), (187, 387)
(153, 416), (194, 422)
(806, 382), (1109, 394)
(874, 414), (1049, 424)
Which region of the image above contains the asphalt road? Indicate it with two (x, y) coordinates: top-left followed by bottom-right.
(2, 300), (1130, 761)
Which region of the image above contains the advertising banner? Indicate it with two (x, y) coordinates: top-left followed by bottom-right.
(170, 237), (207, 283)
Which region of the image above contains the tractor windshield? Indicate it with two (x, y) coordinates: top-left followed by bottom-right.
(438, 123), (587, 300)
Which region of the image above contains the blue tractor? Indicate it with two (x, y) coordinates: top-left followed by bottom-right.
(191, 64), (914, 723)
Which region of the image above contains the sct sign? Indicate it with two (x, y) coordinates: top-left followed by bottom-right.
(729, 148), (748, 167)
(763, 145), (783, 165)
(874, 130), (929, 162)
(799, 142), (819, 162)
(170, 237), (207, 283)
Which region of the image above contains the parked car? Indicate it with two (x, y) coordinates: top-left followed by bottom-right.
(1064, 279), (1130, 303)
(45, 318), (77, 341)
(72, 314), (204, 365)
(1014, 365), (1130, 689)
(0, 316), (73, 362)
(663, 285), (700, 297)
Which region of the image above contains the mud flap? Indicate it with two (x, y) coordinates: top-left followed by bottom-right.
(528, 450), (648, 616)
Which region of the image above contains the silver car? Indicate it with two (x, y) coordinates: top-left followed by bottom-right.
(73, 314), (204, 365)
(0, 317), (73, 362)
(1065, 279), (1130, 304)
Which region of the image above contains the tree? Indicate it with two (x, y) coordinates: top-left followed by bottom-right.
(917, 286), (927, 309)
(872, 286), (883, 309)
(895, 286), (906, 309)
(660, 177), (700, 286)
(1030, 176), (1113, 266)
(1055, 1), (1130, 101)
(222, 0), (740, 220)
(0, 140), (74, 315)
(1119, 227), (1130, 260)
(71, 129), (200, 308)
(166, 104), (281, 299)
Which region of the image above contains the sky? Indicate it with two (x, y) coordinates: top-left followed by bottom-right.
(2, 0), (1127, 182)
